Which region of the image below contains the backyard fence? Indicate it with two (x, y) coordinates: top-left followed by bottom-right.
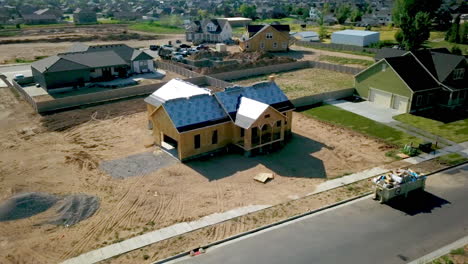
(290, 88), (355, 108)
(295, 40), (380, 54)
(309, 61), (362, 75)
(156, 61), (202, 78)
(209, 61), (310, 81)
(11, 80), (38, 112)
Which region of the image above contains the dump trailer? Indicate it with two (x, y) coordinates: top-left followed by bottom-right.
(372, 169), (426, 204)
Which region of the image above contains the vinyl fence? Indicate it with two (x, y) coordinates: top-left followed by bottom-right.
(295, 40), (380, 54)
(156, 61), (202, 78)
(290, 88), (355, 108)
(208, 61), (361, 81)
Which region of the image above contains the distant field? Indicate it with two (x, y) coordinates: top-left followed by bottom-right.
(233, 68), (354, 99)
(128, 22), (185, 34)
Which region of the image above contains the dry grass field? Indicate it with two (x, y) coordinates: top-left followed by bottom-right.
(233, 68), (354, 99)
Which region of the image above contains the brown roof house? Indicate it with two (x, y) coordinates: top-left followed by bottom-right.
(145, 78), (295, 161)
(239, 24), (291, 52)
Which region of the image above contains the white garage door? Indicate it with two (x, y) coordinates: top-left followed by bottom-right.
(392, 95), (409, 112)
(369, 89), (392, 107)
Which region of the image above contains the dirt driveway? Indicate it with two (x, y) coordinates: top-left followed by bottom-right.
(0, 86), (392, 263)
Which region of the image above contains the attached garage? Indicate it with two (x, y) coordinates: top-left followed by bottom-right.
(392, 95), (409, 112)
(369, 89), (392, 107)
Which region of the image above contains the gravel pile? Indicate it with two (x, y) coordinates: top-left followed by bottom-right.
(0, 192), (58, 222)
(47, 194), (100, 226)
(0, 192), (99, 226)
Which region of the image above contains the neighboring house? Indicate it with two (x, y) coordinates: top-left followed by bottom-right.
(239, 24), (290, 52)
(185, 19), (232, 44)
(355, 49), (467, 113)
(31, 43), (154, 91)
(73, 8), (97, 24)
(293, 31), (320, 42)
(145, 78), (295, 161)
(219, 17), (252, 28)
(374, 47), (406, 61)
(114, 11), (141, 21)
(22, 8), (62, 24)
(309, 7), (322, 22)
(331, 30), (380, 47)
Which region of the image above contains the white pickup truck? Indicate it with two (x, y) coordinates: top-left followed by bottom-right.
(372, 170), (426, 204)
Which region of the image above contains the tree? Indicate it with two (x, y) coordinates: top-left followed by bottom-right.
(395, 29), (404, 44)
(433, 4), (453, 30)
(197, 10), (210, 20)
(450, 45), (462, 55)
(336, 4), (351, 24)
(238, 4), (256, 19)
(445, 15), (460, 43)
(398, 11), (432, 50)
(350, 8), (362, 22)
(319, 25), (328, 40)
(393, 0), (442, 26)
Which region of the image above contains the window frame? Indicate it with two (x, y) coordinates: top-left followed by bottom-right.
(212, 130), (218, 145)
(266, 32), (273, 39)
(194, 134), (201, 149)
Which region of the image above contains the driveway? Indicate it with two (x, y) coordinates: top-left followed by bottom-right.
(329, 99), (402, 124)
(0, 64), (32, 87)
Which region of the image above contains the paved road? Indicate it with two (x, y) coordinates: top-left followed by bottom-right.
(172, 164), (468, 264)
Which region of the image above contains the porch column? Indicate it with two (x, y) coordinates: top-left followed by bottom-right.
(280, 120), (285, 141)
(244, 128), (252, 151)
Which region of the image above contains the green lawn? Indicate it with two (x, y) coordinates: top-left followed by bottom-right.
(318, 55), (374, 67)
(302, 104), (423, 147)
(425, 31), (468, 55)
(435, 153), (468, 166)
(128, 22), (185, 34)
(394, 114), (468, 143)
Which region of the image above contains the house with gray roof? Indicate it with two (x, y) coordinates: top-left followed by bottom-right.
(31, 43), (154, 91)
(145, 78), (294, 161)
(355, 49), (467, 113)
(185, 19), (232, 44)
(73, 8), (97, 24)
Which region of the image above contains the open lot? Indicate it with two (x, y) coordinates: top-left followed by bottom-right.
(0, 84), (394, 263)
(233, 68), (354, 99)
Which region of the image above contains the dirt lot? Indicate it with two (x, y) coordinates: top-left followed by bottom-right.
(0, 32), (184, 64)
(0, 85), (393, 263)
(234, 68), (354, 99)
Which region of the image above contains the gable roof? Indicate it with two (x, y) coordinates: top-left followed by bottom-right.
(144, 78), (210, 106)
(33, 43), (153, 73)
(235, 97), (269, 129)
(385, 55), (440, 91)
(145, 79), (294, 133)
(374, 47), (406, 61)
(410, 50), (465, 83)
(215, 81), (294, 119)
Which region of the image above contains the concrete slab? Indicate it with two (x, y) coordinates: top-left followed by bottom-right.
(171, 222), (192, 234)
(22, 85), (48, 96)
(329, 100), (401, 124)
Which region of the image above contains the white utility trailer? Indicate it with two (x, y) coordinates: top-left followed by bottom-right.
(372, 170), (426, 204)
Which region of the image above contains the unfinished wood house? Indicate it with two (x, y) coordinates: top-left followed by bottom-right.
(145, 78), (294, 161)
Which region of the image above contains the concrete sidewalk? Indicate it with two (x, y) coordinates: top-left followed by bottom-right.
(61, 143), (468, 264)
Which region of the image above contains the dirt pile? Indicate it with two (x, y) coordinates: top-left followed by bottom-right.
(0, 192), (59, 222)
(0, 192), (99, 226)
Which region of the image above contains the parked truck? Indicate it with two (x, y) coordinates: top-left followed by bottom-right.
(372, 169), (426, 203)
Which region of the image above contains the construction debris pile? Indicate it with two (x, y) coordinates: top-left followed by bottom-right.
(372, 169), (425, 189)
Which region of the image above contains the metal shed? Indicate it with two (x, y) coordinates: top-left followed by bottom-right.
(331, 30), (380, 47)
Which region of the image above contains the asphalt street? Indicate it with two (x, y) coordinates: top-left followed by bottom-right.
(171, 164), (468, 264)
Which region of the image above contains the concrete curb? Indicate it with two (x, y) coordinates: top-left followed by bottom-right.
(407, 235), (468, 264)
(154, 162), (468, 264)
(153, 192), (373, 264)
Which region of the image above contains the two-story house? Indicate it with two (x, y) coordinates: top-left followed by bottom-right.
(239, 24), (290, 52)
(185, 19), (233, 44)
